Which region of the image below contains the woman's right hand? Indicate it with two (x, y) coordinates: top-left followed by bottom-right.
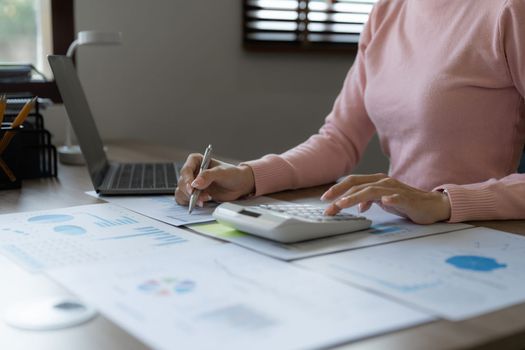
(175, 153), (256, 207)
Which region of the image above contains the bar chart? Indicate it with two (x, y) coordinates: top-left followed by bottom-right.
(87, 214), (139, 227)
(102, 226), (187, 246)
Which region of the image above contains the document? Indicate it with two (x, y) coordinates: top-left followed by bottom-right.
(296, 227), (525, 320)
(86, 191), (217, 226)
(0, 203), (216, 272)
(87, 192), (286, 226)
(48, 244), (432, 350)
(189, 204), (472, 261)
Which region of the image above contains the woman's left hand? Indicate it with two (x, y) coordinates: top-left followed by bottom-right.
(321, 173), (451, 224)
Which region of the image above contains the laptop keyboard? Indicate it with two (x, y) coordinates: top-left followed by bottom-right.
(110, 163), (177, 190)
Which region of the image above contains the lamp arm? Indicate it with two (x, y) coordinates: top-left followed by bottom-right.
(66, 39), (80, 58)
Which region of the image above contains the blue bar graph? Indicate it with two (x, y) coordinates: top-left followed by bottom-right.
(101, 226), (187, 246)
(155, 239), (187, 246)
(87, 214), (139, 228)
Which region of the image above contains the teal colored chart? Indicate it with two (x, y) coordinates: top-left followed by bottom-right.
(174, 280), (195, 293)
(344, 268), (441, 293)
(101, 226), (187, 246)
(369, 225), (404, 234)
(53, 225), (87, 235)
(137, 277), (196, 296)
(28, 214), (74, 224)
(87, 214), (138, 228)
(446, 255), (507, 272)
(1, 228), (30, 236)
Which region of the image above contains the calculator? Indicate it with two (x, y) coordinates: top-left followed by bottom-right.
(213, 203), (372, 243)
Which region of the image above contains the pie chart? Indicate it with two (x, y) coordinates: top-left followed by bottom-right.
(53, 225), (86, 235)
(28, 214), (74, 224)
(446, 255), (507, 272)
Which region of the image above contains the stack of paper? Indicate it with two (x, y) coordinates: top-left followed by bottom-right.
(296, 227), (525, 320)
(189, 204), (472, 260)
(0, 203), (216, 272)
(2, 197), (523, 349)
(48, 244), (433, 350)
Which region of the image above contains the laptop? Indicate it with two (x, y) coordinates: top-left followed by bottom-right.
(48, 55), (180, 195)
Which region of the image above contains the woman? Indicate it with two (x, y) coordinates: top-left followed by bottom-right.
(176, 0), (525, 224)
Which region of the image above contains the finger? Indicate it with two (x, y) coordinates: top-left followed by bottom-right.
(178, 153), (203, 188)
(331, 178), (395, 204)
(325, 179), (401, 215)
(358, 200), (374, 213)
(198, 191), (213, 204)
(335, 186), (399, 209)
(324, 202), (343, 216)
(192, 167), (225, 190)
(175, 186), (190, 205)
(320, 173), (388, 201)
(382, 194), (402, 206)
(182, 153), (203, 176)
(330, 176), (400, 204)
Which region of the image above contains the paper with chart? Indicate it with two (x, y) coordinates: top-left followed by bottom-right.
(0, 203), (216, 272)
(189, 204), (472, 261)
(48, 244), (432, 350)
(87, 191), (286, 226)
(86, 191), (217, 226)
(296, 227), (525, 320)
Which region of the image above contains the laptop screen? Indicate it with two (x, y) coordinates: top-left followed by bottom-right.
(48, 55), (109, 187)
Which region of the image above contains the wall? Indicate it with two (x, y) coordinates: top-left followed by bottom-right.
(44, 0), (388, 174)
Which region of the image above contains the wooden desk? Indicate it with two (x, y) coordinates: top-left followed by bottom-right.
(1, 140), (524, 350)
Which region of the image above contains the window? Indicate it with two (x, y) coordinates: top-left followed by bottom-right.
(0, 0), (74, 102)
(0, 0), (53, 78)
(243, 0), (377, 50)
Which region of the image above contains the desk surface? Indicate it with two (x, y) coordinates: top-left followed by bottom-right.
(1, 140), (524, 350)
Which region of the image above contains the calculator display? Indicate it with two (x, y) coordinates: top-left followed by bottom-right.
(239, 209), (261, 218)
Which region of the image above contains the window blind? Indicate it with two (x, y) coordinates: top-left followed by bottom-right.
(243, 0), (377, 49)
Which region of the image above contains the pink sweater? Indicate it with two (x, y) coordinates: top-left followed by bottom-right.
(245, 0), (525, 223)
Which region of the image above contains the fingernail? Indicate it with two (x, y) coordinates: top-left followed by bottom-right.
(197, 200), (204, 208)
(320, 192), (329, 201)
(325, 210), (336, 216)
(186, 184), (192, 193)
(206, 194), (212, 201)
(323, 205), (335, 216)
(191, 179), (202, 187)
(357, 203), (362, 214)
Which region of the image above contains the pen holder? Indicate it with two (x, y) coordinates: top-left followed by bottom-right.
(0, 126), (23, 190)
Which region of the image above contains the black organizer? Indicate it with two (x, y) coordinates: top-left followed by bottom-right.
(0, 96), (57, 189)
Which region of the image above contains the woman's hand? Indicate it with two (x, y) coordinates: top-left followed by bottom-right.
(175, 153), (255, 207)
(321, 173), (451, 224)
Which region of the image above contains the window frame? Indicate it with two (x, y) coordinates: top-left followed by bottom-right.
(242, 0), (371, 53)
(0, 0), (74, 102)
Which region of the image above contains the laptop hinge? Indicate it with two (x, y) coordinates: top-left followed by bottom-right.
(98, 163), (119, 191)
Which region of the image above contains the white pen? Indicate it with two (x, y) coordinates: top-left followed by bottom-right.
(188, 144), (213, 214)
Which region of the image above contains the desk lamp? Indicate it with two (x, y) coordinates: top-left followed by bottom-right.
(58, 31), (122, 165)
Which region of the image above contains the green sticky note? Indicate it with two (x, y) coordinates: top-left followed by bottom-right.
(189, 222), (246, 239)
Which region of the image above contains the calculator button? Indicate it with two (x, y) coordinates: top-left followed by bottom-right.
(255, 204), (365, 222)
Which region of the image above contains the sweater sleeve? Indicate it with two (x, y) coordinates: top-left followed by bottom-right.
(434, 174), (525, 222)
(433, 0), (525, 223)
(243, 9), (377, 196)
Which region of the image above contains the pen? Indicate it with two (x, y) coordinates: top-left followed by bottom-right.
(0, 157), (16, 182)
(188, 144), (213, 214)
(0, 97), (36, 155)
